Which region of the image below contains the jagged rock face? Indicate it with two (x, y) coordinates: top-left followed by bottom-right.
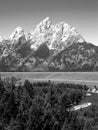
(28, 17), (53, 50)
(33, 42), (50, 59)
(1, 17), (84, 53)
(10, 27), (26, 41)
(9, 27), (26, 50)
(28, 17), (84, 51)
(0, 17), (97, 72)
(1, 27), (30, 61)
(48, 42), (98, 71)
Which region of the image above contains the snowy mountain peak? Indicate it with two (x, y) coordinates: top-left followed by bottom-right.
(32, 17), (52, 34)
(0, 36), (4, 42)
(42, 16), (51, 23)
(0, 17), (96, 72)
(28, 17), (85, 51)
(9, 27), (25, 40)
(9, 27), (26, 44)
(38, 17), (52, 28)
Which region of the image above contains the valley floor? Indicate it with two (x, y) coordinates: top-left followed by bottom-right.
(1, 72), (98, 88)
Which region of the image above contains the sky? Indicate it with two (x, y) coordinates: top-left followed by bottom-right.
(0, 0), (97, 45)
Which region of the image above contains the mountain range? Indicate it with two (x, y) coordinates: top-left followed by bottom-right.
(0, 17), (98, 72)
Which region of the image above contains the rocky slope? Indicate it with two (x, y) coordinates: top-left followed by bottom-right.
(0, 17), (97, 72)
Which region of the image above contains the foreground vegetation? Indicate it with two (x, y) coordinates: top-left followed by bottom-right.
(0, 77), (98, 129)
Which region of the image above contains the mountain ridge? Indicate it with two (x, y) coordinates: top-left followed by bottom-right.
(0, 17), (97, 72)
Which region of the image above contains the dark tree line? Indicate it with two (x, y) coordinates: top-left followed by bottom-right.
(0, 76), (97, 130)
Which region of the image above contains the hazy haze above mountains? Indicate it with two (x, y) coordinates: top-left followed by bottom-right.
(0, 0), (97, 45)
